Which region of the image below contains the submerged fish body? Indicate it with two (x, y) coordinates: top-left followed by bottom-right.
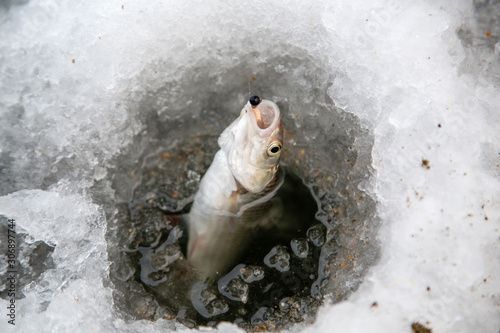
(187, 97), (283, 280)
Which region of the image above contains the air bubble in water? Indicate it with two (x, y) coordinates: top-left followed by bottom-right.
(290, 238), (309, 258)
(264, 245), (290, 272)
(307, 224), (326, 247)
(190, 281), (229, 318)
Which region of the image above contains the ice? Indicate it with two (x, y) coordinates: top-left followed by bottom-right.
(0, 181), (114, 331)
(1, 0), (499, 332)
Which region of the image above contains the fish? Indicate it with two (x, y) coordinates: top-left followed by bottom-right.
(187, 96), (284, 280)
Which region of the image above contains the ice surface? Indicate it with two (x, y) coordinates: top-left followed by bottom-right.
(0, 0), (499, 332)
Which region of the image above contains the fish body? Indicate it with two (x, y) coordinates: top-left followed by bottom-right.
(187, 97), (283, 279)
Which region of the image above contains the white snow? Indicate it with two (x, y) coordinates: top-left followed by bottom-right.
(0, 0), (499, 332)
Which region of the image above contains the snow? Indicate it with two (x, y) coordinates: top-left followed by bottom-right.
(0, 0), (499, 332)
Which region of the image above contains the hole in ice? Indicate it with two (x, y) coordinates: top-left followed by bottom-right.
(106, 48), (379, 330)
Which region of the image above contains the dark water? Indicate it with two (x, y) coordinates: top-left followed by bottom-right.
(124, 170), (322, 329)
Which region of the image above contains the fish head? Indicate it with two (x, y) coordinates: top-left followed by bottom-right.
(218, 97), (283, 193)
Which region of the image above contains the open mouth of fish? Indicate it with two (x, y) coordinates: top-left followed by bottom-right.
(248, 100), (282, 135)
(252, 101), (278, 130)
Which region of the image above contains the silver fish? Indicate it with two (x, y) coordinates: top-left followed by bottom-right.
(187, 96), (284, 280)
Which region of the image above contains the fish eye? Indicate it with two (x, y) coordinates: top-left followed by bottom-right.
(267, 141), (282, 157)
(249, 95), (261, 106)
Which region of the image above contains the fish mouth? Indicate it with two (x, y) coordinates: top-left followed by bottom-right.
(246, 100), (281, 132)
